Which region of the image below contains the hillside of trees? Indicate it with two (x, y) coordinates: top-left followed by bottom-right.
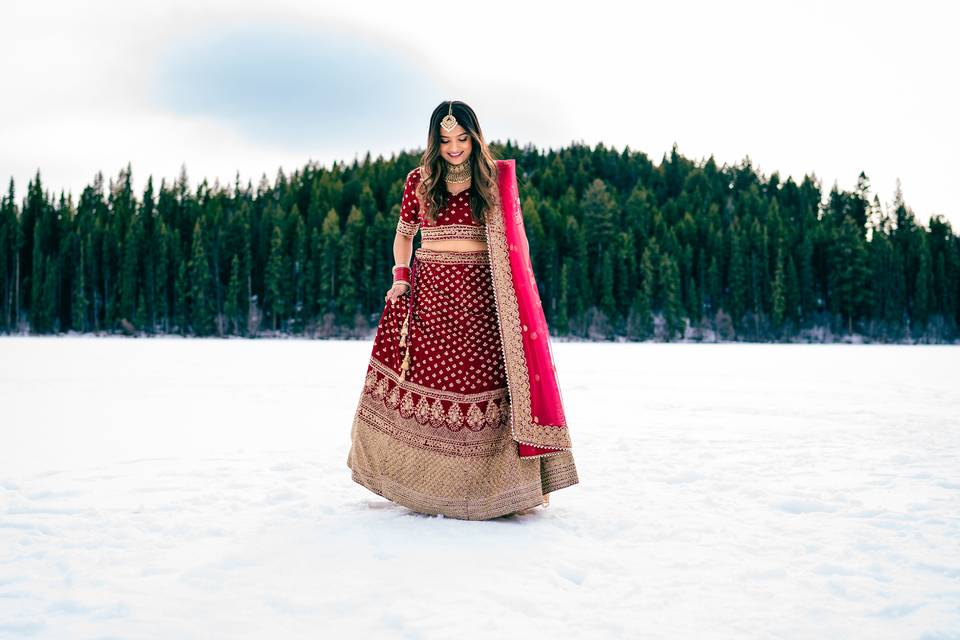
(1, 141), (957, 342)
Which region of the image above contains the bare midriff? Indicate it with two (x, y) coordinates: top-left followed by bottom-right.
(420, 239), (487, 252)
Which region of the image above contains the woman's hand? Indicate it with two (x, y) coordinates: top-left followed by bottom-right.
(384, 281), (410, 304)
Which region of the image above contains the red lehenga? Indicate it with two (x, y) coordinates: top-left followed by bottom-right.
(346, 159), (578, 520)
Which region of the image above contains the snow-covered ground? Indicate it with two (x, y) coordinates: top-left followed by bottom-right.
(1, 337), (958, 639)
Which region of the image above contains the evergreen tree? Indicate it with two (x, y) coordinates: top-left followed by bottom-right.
(174, 238), (189, 334)
(225, 254), (242, 335)
(556, 259), (570, 334)
(265, 225), (285, 331)
(660, 253), (683, 340)
(830, 215), (871, 334)
(319, 209), (340, 316)
(728, 220), (748, 327)
(598, 250), (615, 320)
(189, 219), (215, 336)
(914, 232), (931, 329)
(771, 243), (786, 330)
(72, 242), (89, 332)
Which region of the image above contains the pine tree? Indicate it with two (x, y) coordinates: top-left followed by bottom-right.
(319, 209), (340, 316)
(72, 241), (89, 332)
(598, 251), (615, 320)
(338, 207), (364, 322)
(119, 217), (139, 324)
(0, 179), (17, 330)
(771, 244), (786, 330)
(41, 255), (58, 333)
(660, 253), (683, 340)
(728, 221), (748, 327)
(174, 238), (189, 334)
(155, 220), (170, 332)
(189, 219), (215, 336)
(557, 259), (570, 334)
(225, 255), (241, 335)
(914, 232), (931, 330)
(581, 179), (618, 267)
(830, 216), (871, 334)
(633, 241), (656, 339)
(265, 225), (285, 331)
(706, 254), (721, 316)
(135, 289), (148, 332)
(289, 209), (306, 331)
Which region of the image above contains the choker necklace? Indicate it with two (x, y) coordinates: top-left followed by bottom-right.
(443, 156), (472, 184)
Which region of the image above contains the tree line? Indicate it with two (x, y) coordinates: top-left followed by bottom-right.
(1, 141), (957, 342)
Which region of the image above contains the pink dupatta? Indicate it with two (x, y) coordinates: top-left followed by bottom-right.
(485, 159), (573, 458)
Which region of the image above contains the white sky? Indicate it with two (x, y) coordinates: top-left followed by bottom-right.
(3, 0), (958, 229)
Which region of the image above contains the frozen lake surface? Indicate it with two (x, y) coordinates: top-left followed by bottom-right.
(1, 337), (958, 639)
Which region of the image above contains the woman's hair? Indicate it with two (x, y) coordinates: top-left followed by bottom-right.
(415, 100), (499, 225)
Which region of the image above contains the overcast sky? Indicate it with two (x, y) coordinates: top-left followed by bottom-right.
(3, 0), (957, 228)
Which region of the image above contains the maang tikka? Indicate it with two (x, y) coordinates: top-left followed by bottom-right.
(440, 101), (458, 132)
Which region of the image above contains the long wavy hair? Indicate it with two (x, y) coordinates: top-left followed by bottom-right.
(414, 100), (499, 225)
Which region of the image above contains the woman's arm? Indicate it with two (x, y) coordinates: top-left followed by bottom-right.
(393, 232), (414, 268)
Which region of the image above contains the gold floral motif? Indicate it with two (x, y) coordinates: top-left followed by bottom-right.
(466, 402), (485, 431)
(415, 395), (432, 424)
(429, 398), (446, 428)
(386, 384), (401, 409)
(447, 403), (464, 431)
(364, 369), (378, 393)
(484, 399), (501, 428)
(399, 389), (415, 418)
(373, 375), (389, 400)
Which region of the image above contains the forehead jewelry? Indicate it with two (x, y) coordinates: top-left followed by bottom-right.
(440, 101), (458, 132)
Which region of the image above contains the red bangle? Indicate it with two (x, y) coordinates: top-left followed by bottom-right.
(392, 265), (410, 283)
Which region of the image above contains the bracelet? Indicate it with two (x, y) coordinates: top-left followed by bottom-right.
(392, 265), (410, 282)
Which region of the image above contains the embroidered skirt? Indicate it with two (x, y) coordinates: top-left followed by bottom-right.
(346, 247), (577, 520)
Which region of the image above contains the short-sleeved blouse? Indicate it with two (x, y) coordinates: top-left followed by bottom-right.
(395, 166), (486, 241)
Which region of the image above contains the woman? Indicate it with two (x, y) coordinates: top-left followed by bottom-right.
(346, 100), (579, 520)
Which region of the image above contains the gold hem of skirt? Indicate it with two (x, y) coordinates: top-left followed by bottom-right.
(347, 410), (579, 521)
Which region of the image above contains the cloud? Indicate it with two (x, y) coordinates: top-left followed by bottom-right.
(152, 21), (441, 151)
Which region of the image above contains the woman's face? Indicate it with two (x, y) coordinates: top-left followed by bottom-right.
(439, 124), (472, 164)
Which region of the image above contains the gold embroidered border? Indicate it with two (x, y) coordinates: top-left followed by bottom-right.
(396, 219), (420, 236)
(484, 182), (573, 455)
(368, 356), (504, 405)
(349, 465), (546, 520)
(420, 224), (487, 242)
(539, 451), (580, 494)
(360, 357), (512, 457)
(414, 247), (489, 265)
(356, 395), (509, 458)
(347, 417), (580, 519)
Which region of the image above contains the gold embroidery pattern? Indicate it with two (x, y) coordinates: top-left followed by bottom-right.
(347, 408), (580, 519)
(420, 224), (487, 242)
(414, 247), (489, 265)
(396, 219), (420, 236)
(358, 361), (511, 458)
(484, 184), (573, 455)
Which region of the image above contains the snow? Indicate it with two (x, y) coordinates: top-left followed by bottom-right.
(1, 337), (958, 639)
